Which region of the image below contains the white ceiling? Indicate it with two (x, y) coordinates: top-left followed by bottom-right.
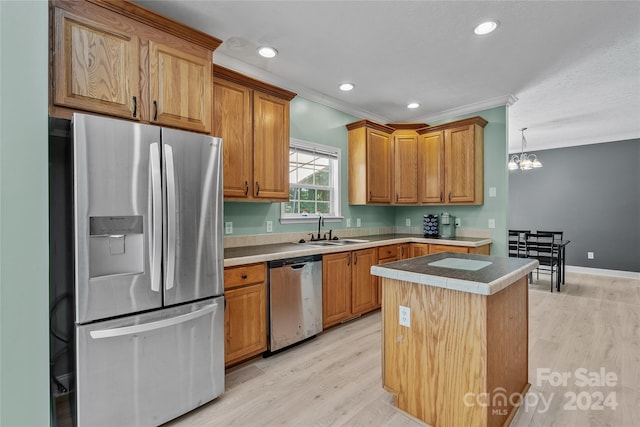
(136, 0), (640, 153)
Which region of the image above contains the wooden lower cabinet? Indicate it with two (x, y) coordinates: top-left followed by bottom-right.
(351, 248), (378, 314)
(412, 242), (491, 257)
(322, 248), (378, 329)
(322, 252), (352, 329)
(224, 263), (267, 367)
(410, 243), (430, 257)
(376, 245), (400, 306)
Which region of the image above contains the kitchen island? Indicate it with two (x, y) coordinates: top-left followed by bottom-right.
(371, 252), (538, 427)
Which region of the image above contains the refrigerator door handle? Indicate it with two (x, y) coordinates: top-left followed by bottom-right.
(89, 303), (219, 339)
(150, 142), (162, 292)
(164, 143), (177, 291)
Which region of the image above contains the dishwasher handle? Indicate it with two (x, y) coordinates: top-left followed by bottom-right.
(289, 263), (307, 270)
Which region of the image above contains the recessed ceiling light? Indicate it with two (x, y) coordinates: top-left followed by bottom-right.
(257, 46), (278, 58)
(407, 102), (420, 109)
(339, 83), (355, 91)
(474, 20), (499, 35)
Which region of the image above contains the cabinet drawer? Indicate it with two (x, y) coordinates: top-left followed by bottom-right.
(428, 244), (469, 255)
(224, 263), (265, 289)
(378, 245), (398, 259)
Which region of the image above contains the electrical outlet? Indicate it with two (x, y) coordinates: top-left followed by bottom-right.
(346, 218), (351, 228)
(356, 218), (361, 228)
(266, 221), (273, 233)
(455, 218), (461, 227)
(405, 218), (411, 227)
(488, 219), (496, 229)
(225, 222), (233, 234)
(399, 305), (411, 327)
(489, 187), (497, 198)
(588, 252), (594, 259)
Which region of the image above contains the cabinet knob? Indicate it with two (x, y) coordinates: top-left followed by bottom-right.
(244, 181), (249, 196)
(448, 192), (452, 202)
(440, 192), (444, 202)
(347, 254), (351, 266)
(369, 191), (372, 202)
(256, 182), (260, 197)
(132, 96), (137, 118)
(153, 100), (158, 121)
(241, 274), (248, 279)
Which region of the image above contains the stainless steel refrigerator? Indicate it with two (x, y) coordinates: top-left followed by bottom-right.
(71, 113), (224, 426)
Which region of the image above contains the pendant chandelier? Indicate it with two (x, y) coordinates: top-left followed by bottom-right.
(508, 127), (542, 171)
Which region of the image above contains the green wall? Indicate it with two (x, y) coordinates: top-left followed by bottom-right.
(394, 106), (509, 256)
(224, 97), (397, 236)
(0, 1), (50, 425)
(224, 100), (509, 256)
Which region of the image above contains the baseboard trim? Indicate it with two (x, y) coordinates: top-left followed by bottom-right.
(565, 265), (640, 280)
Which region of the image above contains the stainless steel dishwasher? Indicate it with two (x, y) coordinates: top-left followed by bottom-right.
(267, 255), (322, 352)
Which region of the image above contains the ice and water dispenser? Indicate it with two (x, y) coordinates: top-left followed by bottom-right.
(89, 216), (144, 278)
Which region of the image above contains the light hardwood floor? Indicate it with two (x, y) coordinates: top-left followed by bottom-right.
(166, 272), (640, 427)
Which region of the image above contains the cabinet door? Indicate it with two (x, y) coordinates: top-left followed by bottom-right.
(367, 129), (393, 204)
(410, 243), (430, 258)
(253, 91), (290, 200)
(53, 8), (139, 119)
(398, 243), (411, 259)
(149, 41), (212, 133)
(428, 244), (469, 255)
(214, 78), (252, 198)
(444, 125), (475, 203)
(224, 283), (267, 366)
(418, 131), (445, 204)
(394, 134), (418, 204)
(351, 248), (378, 315)
(322, 252), (352, 329)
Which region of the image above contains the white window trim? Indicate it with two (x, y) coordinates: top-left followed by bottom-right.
(280, 138), (343, 224)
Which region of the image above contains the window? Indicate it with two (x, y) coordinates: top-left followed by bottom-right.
(281, 139), (341, 223)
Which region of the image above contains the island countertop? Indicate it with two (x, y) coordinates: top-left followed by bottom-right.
(371, 251), (538, 296)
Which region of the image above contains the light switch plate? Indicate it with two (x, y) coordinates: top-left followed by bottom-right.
(488, 219), (496, 229)
(399, 305), (410, 327)
(356, 218), (361, 228)
(266, 221), (273, 233)
(225, 222), (233, 234)
(405, 218), (411, 227)
(346, 218), (351, 228)
(489, 187), (497, 197)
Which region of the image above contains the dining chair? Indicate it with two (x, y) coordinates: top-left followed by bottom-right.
(508, 229), (530, 258)
(526, 232), (560, 292)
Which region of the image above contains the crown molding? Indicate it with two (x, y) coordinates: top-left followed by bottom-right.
(419, 95), (518, 124)
(213, 52), (390, 123)
(213, 53), (518, 125)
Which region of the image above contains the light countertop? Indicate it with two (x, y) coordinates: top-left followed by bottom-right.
(224, 233), (492, 267)
(371, 251), (538, 296)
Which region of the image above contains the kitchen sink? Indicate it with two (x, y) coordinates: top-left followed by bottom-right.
(304, 238), (370, 247)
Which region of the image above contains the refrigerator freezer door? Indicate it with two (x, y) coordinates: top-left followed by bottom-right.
(162, 128), (223, 306)
(76, 296), (225, 426)
(74, 114), (162, 323)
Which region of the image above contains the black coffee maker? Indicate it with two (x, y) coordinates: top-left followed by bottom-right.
(423, 214), (439, 237)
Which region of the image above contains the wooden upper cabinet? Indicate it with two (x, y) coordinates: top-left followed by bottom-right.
(347, 120), (394, 205)
(53, 8), (140, 120)
(253, 91), (290, 200)
(149, 41), (211, 133)
(214, 78), (252, 198)
(418, 130), (445, 203)
(445, 124), (479, 203)
(390, 124), (425, 205)
(50, 0), (221, 133)
(418, 116), (487, 205)
(213, 65), (296, 202)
